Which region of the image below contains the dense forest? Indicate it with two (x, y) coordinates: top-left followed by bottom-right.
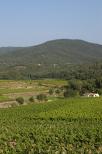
(0, 61), (102, 80)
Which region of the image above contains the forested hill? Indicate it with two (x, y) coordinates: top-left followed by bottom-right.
(0, 39), (102, 79)
(0, 39), (102, 65)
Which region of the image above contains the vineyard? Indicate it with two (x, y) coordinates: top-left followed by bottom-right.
(0, 97), (102, 153)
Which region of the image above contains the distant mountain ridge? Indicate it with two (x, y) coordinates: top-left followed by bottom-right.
(0, 39), (102, 79)
(0, 39), (102, 65)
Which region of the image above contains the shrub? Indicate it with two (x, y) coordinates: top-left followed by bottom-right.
(29, 96), (34, 102)
(16, 97), (24, 104)
(48, 89), (54, 95)
(68, 79), (83, 91)
(55, 89), (60, 95)
(97, 89), (102, 95)
(64, 89), (77, 98)
(36, 94), (47, 101)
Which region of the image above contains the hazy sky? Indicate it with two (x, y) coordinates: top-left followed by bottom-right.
(0, 0), (102, 46)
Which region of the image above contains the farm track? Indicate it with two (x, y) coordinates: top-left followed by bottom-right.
(0, 101), (17, 108)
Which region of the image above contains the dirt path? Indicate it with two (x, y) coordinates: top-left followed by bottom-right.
(0, 101), (17, 108)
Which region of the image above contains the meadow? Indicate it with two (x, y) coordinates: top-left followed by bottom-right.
(0, 80), (102, 153)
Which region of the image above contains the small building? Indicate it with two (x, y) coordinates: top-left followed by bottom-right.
(84, 93), (99, 97)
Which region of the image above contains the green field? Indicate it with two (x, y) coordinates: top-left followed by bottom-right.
(0, 97), (102, 153)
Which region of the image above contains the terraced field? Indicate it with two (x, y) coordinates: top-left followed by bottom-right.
(0, 80), (66, 107)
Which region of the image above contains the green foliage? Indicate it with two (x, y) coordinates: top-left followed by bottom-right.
(48, 88), (54, 95)
(55, 89), (61, 95)
(68, 79), (83, 91)
(64, 78), (102, 97)
(16, 97), (24, 104)
(97, 89), (102, 95)
(36, 94), (47, 101)
(64, 89), (78, 97)
(95, 77), (102, 88)
(29, 96), (34, 103)
(0, 98), (102, 153)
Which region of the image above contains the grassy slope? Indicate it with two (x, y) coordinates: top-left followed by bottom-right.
(0, 97), (102, 153)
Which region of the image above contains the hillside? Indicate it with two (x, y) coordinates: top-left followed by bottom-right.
(0, 39), (102, 79)
(1, 39), (102, 64)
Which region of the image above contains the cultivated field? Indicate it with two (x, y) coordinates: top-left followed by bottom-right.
(0, 79), (66, 107)
(0, 80), (102, 153)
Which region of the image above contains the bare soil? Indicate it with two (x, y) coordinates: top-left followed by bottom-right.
(0, 101), (18, 108)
